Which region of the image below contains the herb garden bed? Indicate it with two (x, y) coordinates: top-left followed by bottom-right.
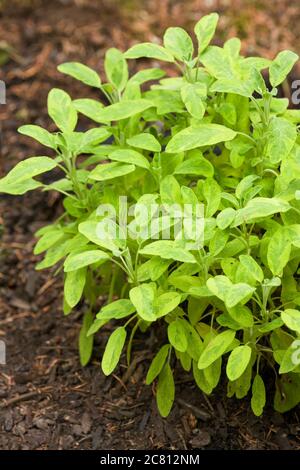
(0, 194), (299, 450)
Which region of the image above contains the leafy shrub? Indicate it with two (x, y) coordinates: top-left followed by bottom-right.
(1, 13), (300, 417)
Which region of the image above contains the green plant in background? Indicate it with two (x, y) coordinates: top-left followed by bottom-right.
(1, 13), (300, 417)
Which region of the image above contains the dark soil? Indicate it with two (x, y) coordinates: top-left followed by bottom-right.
(0, 0), (300, 450)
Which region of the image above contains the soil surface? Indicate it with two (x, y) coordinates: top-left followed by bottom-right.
(0, 0), (300, 450)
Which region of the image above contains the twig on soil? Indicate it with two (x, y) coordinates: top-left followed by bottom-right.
(76, 434), (92, 445)
(112, 374), (127, 391)
(120, 355), (146, 385)
(0, 311), (33, 326)
(201, 392), (214, 413)
(37, 278), (58, 297)
(176, 429), (188, 450)
(0, 390), (43, 408)
(177, 398), (211, 421)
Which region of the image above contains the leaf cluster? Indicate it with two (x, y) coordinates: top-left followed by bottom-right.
(1, 13), (300, 417)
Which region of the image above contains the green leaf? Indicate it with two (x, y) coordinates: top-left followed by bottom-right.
(203, 177), (221, 217)
(78, 220), (121, 253)
(251, 374), (266, 416)
(269, 50), (299, 88)
(156, 363), (175, 417)
(206, 275), (232, 302)
(97, 299), (136, 320)
(226, 345), (252, 381)
(87, 318), (107, 336)
(160, 174), (182, 204)
(129, 284), (156, 321)
(233, 197), (290, 226)
(18, 125), (56, 149)
(174, 156), (214, 177)
(203, 357), (222, 390)
(266, 117), (297, 164)
(101, 326), (127, 375)
(109, 149), (149, 169)
(267, 227), (291, 276)
(127, 133), (161, 152)
(79, 311), (94, 366)
(201, 46), (233, 80)
(140, 241), (196, 264)
(258, 317), (284, 333)
(58, 62), (101, 88)
(166, 124), (236, 153)
(89, 162), (136, 181)
(79, 128), (111, 150)
(279, 343), (300, 374)
(0, 178), (42, 195)
(198, 330), (236, 369)
(235, 175), (260, 200)
(227, 305), (254, 328)
(36, 234), (88, 270)
(239, 254), (264, 283)
(181, 185), (199, 207)
(104, 48), (128, 91)
(225, 37), (241, 57)
(181, 320), (203, 360)
(0, 157), (57, 194)
(228, 361), (253, 399)
(125, 43), (174, 62)
(217, 208), (236, 229)
(287, 225), (300, 248)
(170, 276), (211, 297)
(137, 257), (170, 282)
(209, 228), (229, 255)
(274, 374), (300, 412)
(225, 283), (255, 308)
(193, 361), (213, 394)
(145, 88), (184, 114)
(194, 13), (219, 54)
(64, 268), (86, 308)
(178, 350), (192, 371)
(210, 77), (255, 98)
(81, 99), (152, 123)
(128, 68), (166, 85)
(155, 292), (182, 318)
(281, 309), (300, 334)
(73, 98), (104, 122)
(34, 229), (63, 255)
(163, 27), (194, 62)
(47, 88), (77, 132)
(146, 344), (170, 385)
(218, 102), (237, 125)
(181, 83), (207, 120)
(0, 156), (56, 184)
(207, 275), (255, 308)
(64, 250), (110, 272)
(168, 319), (188, 352)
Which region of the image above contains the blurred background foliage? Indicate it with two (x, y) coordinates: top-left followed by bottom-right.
(0, 0), (299, 176)
(0, 0), (299, 67)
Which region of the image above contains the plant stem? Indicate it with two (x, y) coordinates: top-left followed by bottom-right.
(126, 319), (140, 365)
(108, 266), (117, 303)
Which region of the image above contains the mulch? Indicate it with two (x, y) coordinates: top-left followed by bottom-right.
(0, 0), (299, 450)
